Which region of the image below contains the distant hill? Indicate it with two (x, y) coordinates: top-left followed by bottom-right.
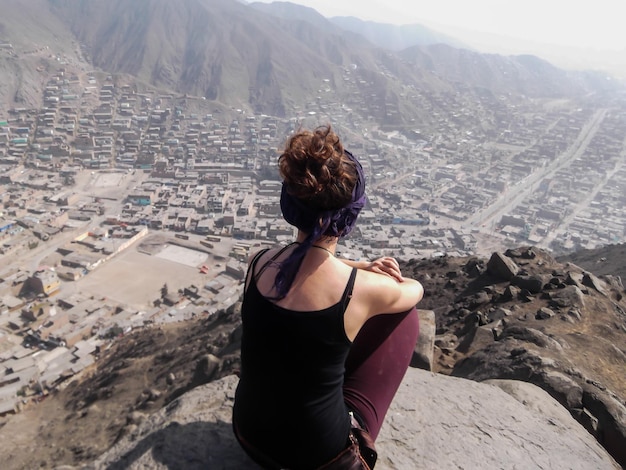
(398, 44), (617, 98)
(0, 0), (84, 108)
(557, 243), (626, 282)
(248, 0), (340, 33)
(0, 0), (622, 119)
(249, 3), (466, 50)
(329, 16), (469, 51)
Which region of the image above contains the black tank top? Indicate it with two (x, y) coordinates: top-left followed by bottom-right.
(233, 248), (356, 468)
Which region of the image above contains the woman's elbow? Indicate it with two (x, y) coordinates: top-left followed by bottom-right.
(387, 279), (423, 313)
(403, 278), (424, 306)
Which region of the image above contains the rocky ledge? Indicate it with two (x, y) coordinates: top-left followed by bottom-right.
(85, 368), (619, 469)
(404, 246), (626, 467)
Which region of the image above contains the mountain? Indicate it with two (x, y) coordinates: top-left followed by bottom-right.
(248, 3), (467, 51)
(0, 0), (84, 107)
(47, 0), (363, 116)
(248, 0), (341, 33)
(0, 0), (621, 120)
(0, 246), (625, 468)
(329, 16), (469, 51)
(398, 44), (616, 98)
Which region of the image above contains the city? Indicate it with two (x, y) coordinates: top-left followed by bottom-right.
(1, 59), (626, 417)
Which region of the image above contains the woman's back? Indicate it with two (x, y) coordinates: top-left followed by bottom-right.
(233, 246), (355, 468)
(254, 244), (356, 311)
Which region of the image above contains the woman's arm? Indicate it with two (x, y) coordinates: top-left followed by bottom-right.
(342, 257), (423, 338)
(351, 266), (423, 318)
(372, 274), (423, 314)
(340, 256), (404, 282)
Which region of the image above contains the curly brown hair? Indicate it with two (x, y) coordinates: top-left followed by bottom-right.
(278, 125), (358, 211)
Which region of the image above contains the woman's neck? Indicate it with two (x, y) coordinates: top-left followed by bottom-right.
(295, 232), (338, 255)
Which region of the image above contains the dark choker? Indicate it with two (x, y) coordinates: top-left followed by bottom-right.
(293, 241), (335, 256)
(310, 244), (335, 256)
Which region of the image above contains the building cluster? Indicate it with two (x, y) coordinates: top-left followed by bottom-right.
(1, 61), (626, 416)
(500, 108), (626, 251)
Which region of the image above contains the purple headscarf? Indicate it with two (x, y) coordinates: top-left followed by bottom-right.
(274, 150), (366, 298)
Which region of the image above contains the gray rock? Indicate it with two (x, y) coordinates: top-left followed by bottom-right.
(88, 375), (253, 470)
(88, 370), (620, 470)
(434, 333), (458, 349)
(470, 291), (491, 307)
(501, 284), (521, 301)
(500, 326), (563, 351)
(488, 307), (512, 322)
(195, 354), (221, 382)
(581, 381), (626, 467)
(512, 274), (547, 294)
(536, 306), (556, 319)
(583, 272), (610, 296)
(602, 274), (624, 291)
(536, 370), (584, 409)
(456, 322), (498, 355)
(566, 271), (586, 290)
(463, 258), (485, 277)
(487, 252), (519, 281)
(485, 378), (583, 425)
(411, 310), (435, 371)
(549, 285), (586, 309)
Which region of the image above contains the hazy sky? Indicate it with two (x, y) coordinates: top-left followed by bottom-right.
(252, 0), (626, 75)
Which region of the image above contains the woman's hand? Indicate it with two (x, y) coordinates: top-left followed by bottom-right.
(365, 256), (404, 282)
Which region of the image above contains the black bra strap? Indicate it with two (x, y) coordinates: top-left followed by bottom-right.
(254, 242), (297, 281)
(244, 248), (269, 291)
(340, 268), (358, 311)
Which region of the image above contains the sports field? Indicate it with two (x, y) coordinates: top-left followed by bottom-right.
(75, 244), (215, 310)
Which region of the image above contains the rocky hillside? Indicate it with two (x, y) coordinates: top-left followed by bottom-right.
(405, 246), (626, 467)
(0, 245), (625, 469)
(558, 242), (626, 282)
(0, 308), (244, 469)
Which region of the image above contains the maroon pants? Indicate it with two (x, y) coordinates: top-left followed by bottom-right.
(343, 307), (420, 440)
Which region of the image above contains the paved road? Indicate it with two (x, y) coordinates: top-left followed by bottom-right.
(538, 127), (626, 249)
(465, 108), (608, 229)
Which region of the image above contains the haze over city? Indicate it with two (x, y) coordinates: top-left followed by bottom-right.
(252, 0), (626, 77)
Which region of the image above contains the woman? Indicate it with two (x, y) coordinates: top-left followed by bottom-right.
(233, 125), (423, 469)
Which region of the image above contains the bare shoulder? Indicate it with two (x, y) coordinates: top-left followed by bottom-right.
(354, 268), (407, 296)
(353, 269), (423, 316)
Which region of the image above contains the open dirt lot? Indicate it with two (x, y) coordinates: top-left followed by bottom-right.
(156, 244), (209, 267)
(73, 246), (213, 309)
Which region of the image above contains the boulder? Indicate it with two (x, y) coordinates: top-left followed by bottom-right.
(501, 284), (521, 301)
(411, 310), (435, 371)
(583, 272), (610, 296)
(487, 252), (519, 281)
(87, 370), (620, 470)
(456, 321), (498, 355)
(536, 306), (556, 319)
(549, 285), (586, 309)
(511, 274), (547, 294)
(499, 326), (563, 351)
